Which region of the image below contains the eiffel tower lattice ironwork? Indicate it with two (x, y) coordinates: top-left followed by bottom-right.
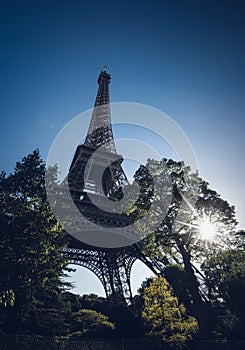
(62, 68), (163, 303)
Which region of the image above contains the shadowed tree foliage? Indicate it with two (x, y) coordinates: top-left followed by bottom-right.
(0, 150), (71, 335)
(201, 233), (245, 339)
(62, 292), (145, 338)
(68, 308), (115, 338)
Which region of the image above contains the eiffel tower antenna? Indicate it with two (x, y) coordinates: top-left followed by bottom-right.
(84, 69), (116, 153)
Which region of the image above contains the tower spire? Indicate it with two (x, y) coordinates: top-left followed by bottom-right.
(84, 69), (116, 153)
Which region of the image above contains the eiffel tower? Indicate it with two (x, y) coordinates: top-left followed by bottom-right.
(62, 68), (163, 303)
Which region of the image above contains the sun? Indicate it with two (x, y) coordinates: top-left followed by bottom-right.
(177, 215), (219, 241)
(176, 197), (220, 241)
(197, 217), (218, 241)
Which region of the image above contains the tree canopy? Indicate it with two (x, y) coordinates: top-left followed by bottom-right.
(130, 158), (239, 337)
(0, 150), (71, 334)
(0, 151), (244, 346)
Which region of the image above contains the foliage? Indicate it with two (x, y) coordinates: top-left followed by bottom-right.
(68, 309), (115, 338)
(131, 158), (238, 336)
(133, 159), (237, 260)
(142, 276), (199, 349)
(62, 292), (145, 338)
(202, 243), (245, 338)
(0, 151), (244, 343)
(0, 150), (70, 334)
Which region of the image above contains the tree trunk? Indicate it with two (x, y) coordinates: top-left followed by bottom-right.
(175, 237), (211, 337)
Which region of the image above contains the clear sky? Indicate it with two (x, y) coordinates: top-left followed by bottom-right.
(1, 0), (245, 296)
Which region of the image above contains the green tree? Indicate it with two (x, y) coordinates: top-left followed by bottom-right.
(142, 276), (198, 349)
(69, 308), (115, 338)
(63, 292), (145, 338)
(131, 159), (237, 336)
(0, 150), (71, 335)
(202, 241), (245, 339)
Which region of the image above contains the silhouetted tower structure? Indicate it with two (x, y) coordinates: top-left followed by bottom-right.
(63, 69), (162, 302)
(68, 68), (127, 204)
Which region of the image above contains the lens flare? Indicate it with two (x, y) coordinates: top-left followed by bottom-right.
(197, 216), (218, 241)
(176, 198), (219, 242)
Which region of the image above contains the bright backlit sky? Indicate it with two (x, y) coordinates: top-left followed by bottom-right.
(1, 0), (245, 296)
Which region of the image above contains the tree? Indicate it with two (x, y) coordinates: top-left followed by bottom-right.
(0, 150), (71, 335)
(62, 292), (145, 338)
(142, 276), (198, 349)
(131, 158), (237, 336)
(68, 308), (115, 338)
(202, 240), (245, 339)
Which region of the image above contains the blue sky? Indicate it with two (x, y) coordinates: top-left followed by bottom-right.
(1, 0), (245, 296)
